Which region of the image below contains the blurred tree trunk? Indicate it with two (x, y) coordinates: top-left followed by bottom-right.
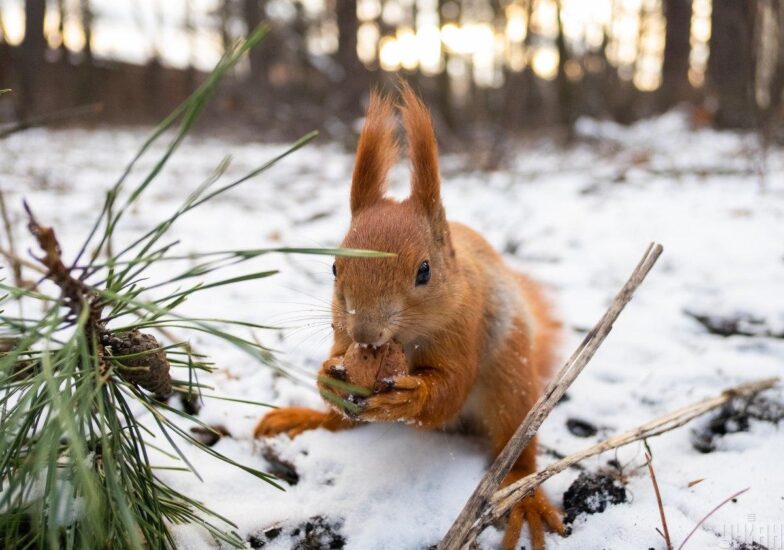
(77, 0), (95, 103)
(436, 0), (459, 132)
(522, 0), (544, 126)
(335, 0), (366, 119)
(17, 0), (47, 116)
(499, 0), (545, 129)
(659, 0), (692, 110)
(291, 3), (312, 81)
(770, 0), (784, 113)
(219, 0), (232, 53)
(183, 0), (197, 92)
(555, 0), (577, 129)
(80, 0), (93, 66)
(707, 0), (757, 128)
(56, 0), (68, 61)
(0, 12), (11, 91)
(758, 0), (784, 145)
(243, 0), (265, 84)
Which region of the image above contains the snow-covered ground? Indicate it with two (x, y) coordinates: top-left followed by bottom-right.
(2, 113), (783, 549)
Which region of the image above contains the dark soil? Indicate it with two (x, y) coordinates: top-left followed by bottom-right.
(685, 310), (784, 339)
(189, 424), (230, 447)
(260, 444), (300, 485)
(248, 517), (345, 549)
(733, 542), (769, 549)
(566, 418), (598, 437)
(691, 393), (784, 453)
(562, 472), (627, 525)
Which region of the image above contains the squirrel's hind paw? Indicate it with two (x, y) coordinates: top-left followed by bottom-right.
(502, 488), (565, 550)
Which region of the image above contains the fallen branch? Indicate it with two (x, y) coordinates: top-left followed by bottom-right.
(438, 242), (664, 550)
(461, 377), (778, 544)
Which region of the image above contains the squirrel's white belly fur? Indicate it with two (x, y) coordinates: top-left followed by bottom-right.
(446, 266), (535, 435)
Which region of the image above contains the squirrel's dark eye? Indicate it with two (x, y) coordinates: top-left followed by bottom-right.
(415, 261), (430, 286)
(332, 262), (337, 278)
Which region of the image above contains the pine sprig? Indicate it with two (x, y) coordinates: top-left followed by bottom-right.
(0, 23), (390, 550)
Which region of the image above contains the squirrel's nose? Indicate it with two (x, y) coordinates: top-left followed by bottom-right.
(351, 322), (391, 347)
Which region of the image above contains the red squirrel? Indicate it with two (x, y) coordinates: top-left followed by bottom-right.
(255, 83), (565, 549)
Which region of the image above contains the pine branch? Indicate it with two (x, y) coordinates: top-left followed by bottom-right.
(24, 201), (104, 328)
(0, 21), (395, 549)
(0, 24), (288, 549)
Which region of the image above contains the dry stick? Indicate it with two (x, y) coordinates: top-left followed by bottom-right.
(677, 487), (749, 550)
(461, 377), (778, 545)
(0, 190), (25, 285)
(0, 246), (44, 275)
(646, 452), (673, 550)
(438, 242), (664, 550)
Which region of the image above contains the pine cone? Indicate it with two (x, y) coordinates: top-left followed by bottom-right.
(108, 330), (172, 398)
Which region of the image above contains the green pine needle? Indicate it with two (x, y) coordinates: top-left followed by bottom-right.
(0, 22), (369, 549)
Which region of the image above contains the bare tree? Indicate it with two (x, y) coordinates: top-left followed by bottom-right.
(0, 9), (12, 91)
(659, 0), (693, 110)
(436, 0), (459, 131)
(334, 0), (367, 118)
(555, 0), (577, 128)
(769, 0), (784, 115)
(183, 0), (197, 91)
(56, 0), (68, 61)
(217, 0), (233, 54)
(707, 0), (757, 128)
(17, 0), (47, 115)
(76, 0), (96, 104)
(243, 0), (264, 83)
(80, 0), (94, 66)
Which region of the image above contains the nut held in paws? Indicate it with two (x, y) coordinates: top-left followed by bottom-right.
(342, 340), (409, 393)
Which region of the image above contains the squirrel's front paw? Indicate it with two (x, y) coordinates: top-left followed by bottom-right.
(358, 375), (428, 423)
(254, 407), (328, 438)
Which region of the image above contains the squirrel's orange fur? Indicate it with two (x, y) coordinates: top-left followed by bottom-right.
(255, 83), (565, 550)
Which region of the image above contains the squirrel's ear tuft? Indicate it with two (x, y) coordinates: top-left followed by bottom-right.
(351, 91), (398, 215)
(399, 80), (441, 217)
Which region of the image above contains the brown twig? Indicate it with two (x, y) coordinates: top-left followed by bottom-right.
(438, 242), (664, 550)
(24, 201), (101, 318)
(677, 487), (749, 550)
(460, 377), (778, 545)
(646, 451), (673, 550)
(0, 190), (28, 286)
(0, 246), (45, 275)
(23, 201), (108, 373)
